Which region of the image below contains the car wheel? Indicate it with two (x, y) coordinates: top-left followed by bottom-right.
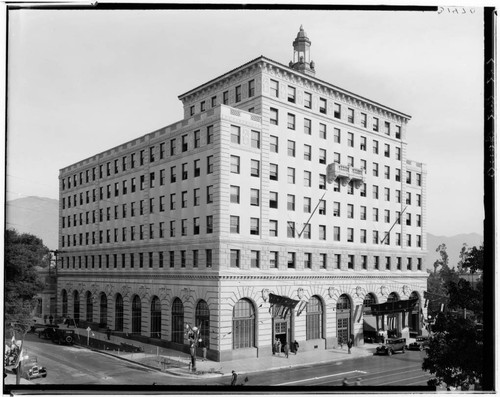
(66, 336), (73, 344)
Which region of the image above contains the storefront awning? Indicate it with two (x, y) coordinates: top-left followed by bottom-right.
(370, 298), (419, 315)
(269, 293), (300, 308)
(363, 316), (377, 332)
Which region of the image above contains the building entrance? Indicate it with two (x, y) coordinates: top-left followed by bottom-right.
(269, 293), (299, 353)
(274, 319), (289, 352)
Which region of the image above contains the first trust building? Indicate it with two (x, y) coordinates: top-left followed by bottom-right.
(57, 27), (428, 361)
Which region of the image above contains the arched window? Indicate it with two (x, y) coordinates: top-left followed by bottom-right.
(171, 298), (184, 344)
(306, 296), (323, 340)
(387, 292), (399, 302)
(100, 294), (107, 326)
(62, 290), (68, 317)
(233, 298), (255, 349)
(195, 300), (210, 349)
(73, 291), (80, 323)
(150, 296), (161, 339)
(86, 291), (93, 322)
(336, 294), (351, 311)
(115, 294), (123, 332)
(363, 293), (377, 313)
(132, 295), (141, 335)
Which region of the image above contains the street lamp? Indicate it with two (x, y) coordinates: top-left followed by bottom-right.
(185, 323), (203, 372)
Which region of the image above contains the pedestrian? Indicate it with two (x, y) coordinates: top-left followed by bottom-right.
(106, 327), (112, 341)
(231, 370), (238, 386)
(283, 342), (289, 358)
(342, 377), (349, 387)
(49, 315), (53, 325)
(354, 377), (362, 386)
(190, 343), (196, 371)
(293, 340), (299, 354)
(201, 341), (207, 361)
(347, 338), (353, 354)
(276, 339), (282, 356)
(339, 336), (344, 349)
(43, 315), (48, 324)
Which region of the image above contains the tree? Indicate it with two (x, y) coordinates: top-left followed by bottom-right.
(5, 229), (49, 336)
(423, 244), (484, 389)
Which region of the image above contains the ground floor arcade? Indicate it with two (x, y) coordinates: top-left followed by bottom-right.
(56, 273), (428, 361)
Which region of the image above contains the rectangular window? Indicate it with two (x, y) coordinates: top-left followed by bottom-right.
(230, 155), (240, 174)
(347, 204), (354, 218)
(319, 123), (326, 139)
(270, 135), (278, 153)
(170, 193), (176, 210)
(361, 229), (367, 243)
(207, 125), (213, 145)
(230, 185), (240, 203)
(303, 197), (311, 213)
(373, 230), (379, 244)
(347, 255), (354, 269)
(287, 252), (296, 268)
(304, 252), (312, 269)
(250, 188), (260, 206)
(231, 125), (241, 144)
(304, 118), (311, 135)
(250, 218), (260, 235)
(206, 215), (213, 233)
(270, 251), (279, 268)
(169, 251), (175, 268)
(270, 79), (279, 97)
(374, 256), (379, 270)
(181, 219), (187, 236)
(304, 92), (312, 108)
(319, 148), (326, 164)
(287, 167), (295, 184)
(335, 254), (341, 269)
(223, 90), (229, 104)
(287, 113), (296, 130)
(170, 166), (176, 183)
(235, 85), (241, 102)
(250, 159), (260, 177)
(334, 103), (341, 118)
(270, 107), (279, 125)
(230, 250), (240, 268)
(159, 142), (165, 159)
(347, 108), (354, 123)
(230, 216), (240, 234)
(347, 228), (354, 242)
(373, 207), (379, 222)
(182, 163), (188, 180)
(269, 191), (278, 209)
(384, 187), (390, 201)
(334, 226), (340, 241)
(250, 250), (260, 268)
(373, 117), (379, 132)
(287, 86), (296, 103)
(270, 163), (278, 181)
(194, 130), (200, 148)
(373, 185), (379, 199)
(193, 217), (200, 235)
(303, 171), (311, 187)
(334, 128), (341, 143)
(248, 79), (255, 97)
(395, 125), (401, 139)
(407, 257), (412, 270)
(386, 256), (391, 270)
(287, 221), (295, 238)
(193, 188), (200, 206)
(206, 249), (212, 268)
(287, 194), (295, 211)
(251, 130), (260, 148)
(181, 251), (186, 267)
(319, 174), (326, 190)
(384, 144), (390, 157)
(304, 144), (311, 161)
(269, 220), (278, 237)
(333, 202), (340, 217)
(384, 121), (390, 136)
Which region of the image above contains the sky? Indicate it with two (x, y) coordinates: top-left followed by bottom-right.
(6, 6), (485, 237)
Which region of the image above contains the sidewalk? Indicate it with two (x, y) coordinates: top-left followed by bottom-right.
(70, 326), (378, 379)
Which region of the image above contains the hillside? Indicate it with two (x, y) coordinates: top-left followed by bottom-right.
(6, 196), (59, 250)
(425, 233), (483, 271)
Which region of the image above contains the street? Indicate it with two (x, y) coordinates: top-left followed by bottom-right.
(7, 334), (433, 390)
(202, 349), (433, 388)
(5, 333), (175, 385)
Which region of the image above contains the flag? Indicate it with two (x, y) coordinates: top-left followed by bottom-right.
(357, 304), (364, 323)
(296, 301), (307, 316)
(424, 299), (428, 308)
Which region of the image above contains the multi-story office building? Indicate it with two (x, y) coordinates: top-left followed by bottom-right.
(57, 26), (428, 361)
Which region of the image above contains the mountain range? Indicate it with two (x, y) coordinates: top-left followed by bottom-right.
(5, 196), (483, 271)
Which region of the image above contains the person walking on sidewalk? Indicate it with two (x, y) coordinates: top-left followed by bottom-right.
(347, 338), (353, 354)
(106, 327), (112, 341)
(231, 370), (238, 386)
(284, 342), (289, 358)
(339, 336), (344, 349)
(293, 340), (299, 354)
(276, 339), (282, 356)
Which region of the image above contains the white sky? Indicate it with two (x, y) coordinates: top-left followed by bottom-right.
(6, 7), (485, 237)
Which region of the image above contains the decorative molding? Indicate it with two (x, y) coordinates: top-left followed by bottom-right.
(380, 285), (389, 297)
(262, 288), (270, 302)
(297, 288), (305, 300)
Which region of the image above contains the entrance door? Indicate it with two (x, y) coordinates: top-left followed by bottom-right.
(274, 320), (288, 352)
(337, 316), (350, 344)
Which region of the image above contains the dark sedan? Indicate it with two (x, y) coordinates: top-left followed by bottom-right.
(408, 336), (429, 351)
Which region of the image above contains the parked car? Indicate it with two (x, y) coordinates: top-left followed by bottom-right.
(38, 326), (59, 340)
(375, 337), (406, 356)
(408, 336), (430, 351)
(52, 329), (76, 345)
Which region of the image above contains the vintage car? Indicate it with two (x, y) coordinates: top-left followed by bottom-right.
(51, 328), (76, 345)
(18, 356), (47, 380)
(375, 337), (406, 356)
(38, 326), (59, 340)
(408, 336), (430, 351)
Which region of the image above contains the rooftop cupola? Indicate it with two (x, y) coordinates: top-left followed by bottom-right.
(289, 25), (315, 76)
